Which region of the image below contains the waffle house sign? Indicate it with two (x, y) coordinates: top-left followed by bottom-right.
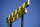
(6, 0), (30, 26)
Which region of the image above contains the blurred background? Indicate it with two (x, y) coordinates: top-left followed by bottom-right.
(0, 0), (40, 27)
